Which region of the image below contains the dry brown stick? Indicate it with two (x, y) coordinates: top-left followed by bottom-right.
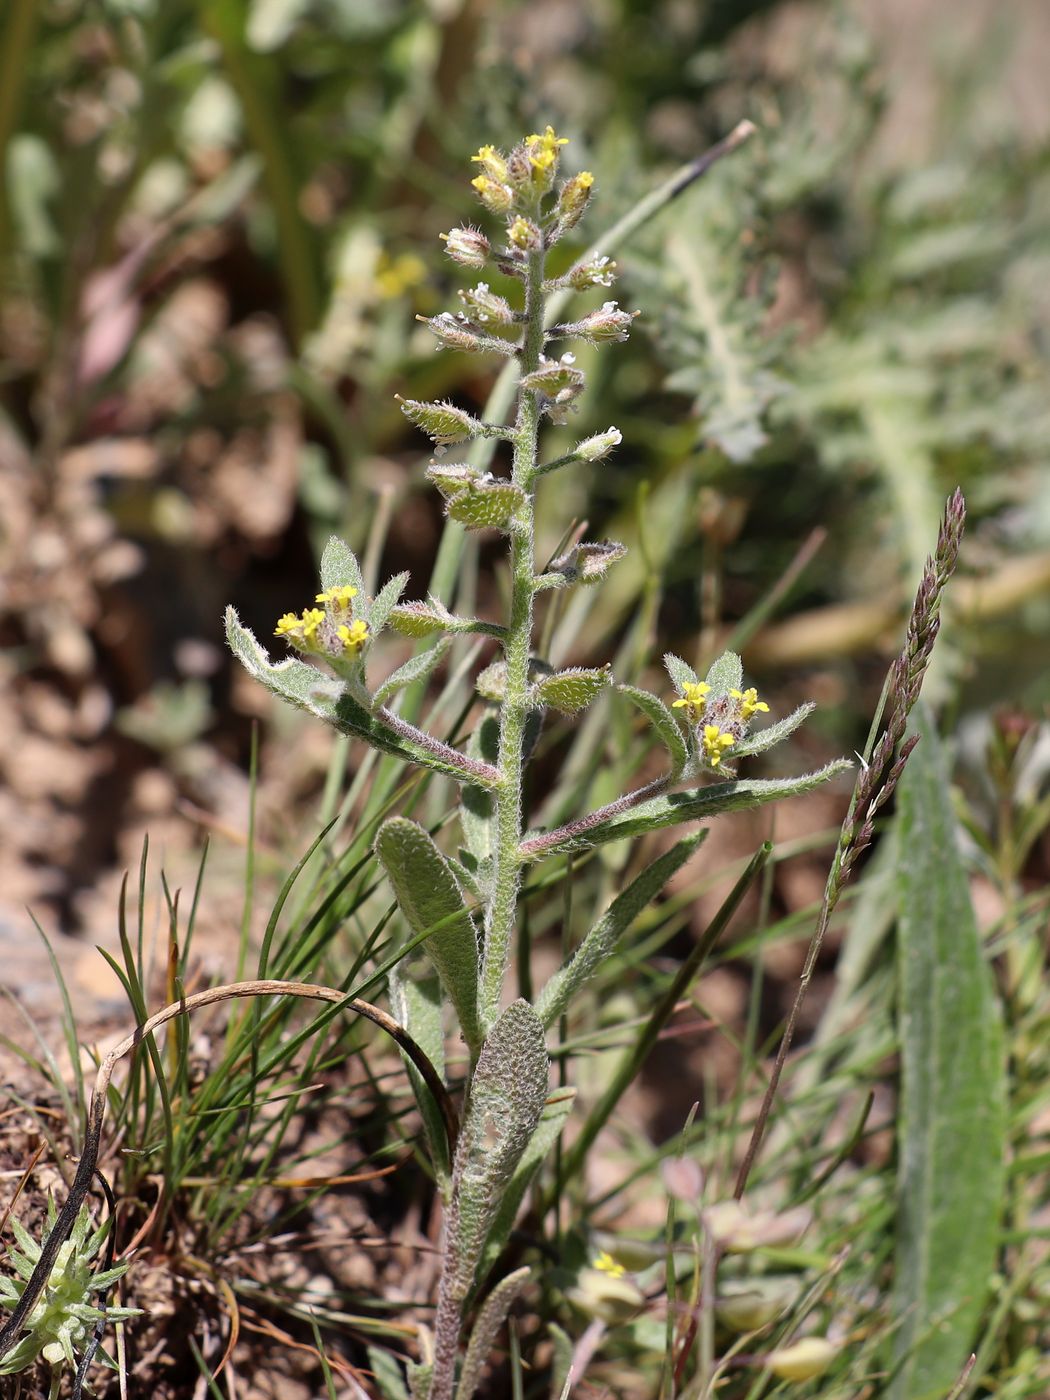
(0, 980), (456, 1362)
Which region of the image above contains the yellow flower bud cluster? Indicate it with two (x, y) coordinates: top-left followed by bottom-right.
(671, 676), (773, 771)
(274, 584), (369, 661)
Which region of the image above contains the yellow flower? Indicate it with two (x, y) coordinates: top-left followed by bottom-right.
(338, 619), (370, 656)
(375, 251), (427, 300)
(526, 124), (569, 170)
(470, 144), (508, 181)
(702, 723), (736, 768)
(671, 680), (711, 722)
(316, 585), (358, 609)
(593, 1251), (626, 1279)
(300, 608), (326, 642)
(730, 686), (769, 722)
(274, 612), (301, 638)
(470, 174), (513, 213)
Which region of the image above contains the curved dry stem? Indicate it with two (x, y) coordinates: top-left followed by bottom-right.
(0, 979), (457, 1362)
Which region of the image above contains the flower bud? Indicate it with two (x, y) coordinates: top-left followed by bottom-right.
(470, 175), (514, 214)
(440, 225), (490, 268)
(417, 312), (516, 357)
(767, 1337), (838, 1381)
(554, 170), (594, 232)
(469, 143), (508, 182)
(505, 143), (533, 188)
(507, 215), (542, 252)
(575, 426), (622, 462)
(567, 254), (616, 289)
(458, 281), (514, 326)
(396, 396), (481, 446)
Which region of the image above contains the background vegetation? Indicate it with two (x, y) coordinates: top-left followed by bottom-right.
(1, 1), (1048, 1398)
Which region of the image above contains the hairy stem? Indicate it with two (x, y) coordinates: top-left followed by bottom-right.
(479, 245), (545, 1024)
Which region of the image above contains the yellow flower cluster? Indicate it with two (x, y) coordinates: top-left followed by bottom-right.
(671, 680), (711, 722)
(593, 1250), (626, 1279)
(274, 584), (369, 659)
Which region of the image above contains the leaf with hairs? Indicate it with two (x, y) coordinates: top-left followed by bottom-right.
(891, 710), (1006, 1399)
(370, 571), (411, 635)
(456, 1267), (531, 1400)
(535, 834), (706, 1028)
(376, 819), (482, 1055)
(732, 702), (816, 757)
(703, 649), (743, 696)
(663, 652), (699, 695)
(447, 1001), (548, 1300)
(521, 761), (851, 861)
(320, 536), (366, 612)
(372, 640), (450, 709)
(619, 684), (688, 778)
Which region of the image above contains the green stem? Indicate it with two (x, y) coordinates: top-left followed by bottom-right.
(479, 245), (545, 1024)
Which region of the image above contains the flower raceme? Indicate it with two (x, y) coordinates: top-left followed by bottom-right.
(274, 585), (370, 662)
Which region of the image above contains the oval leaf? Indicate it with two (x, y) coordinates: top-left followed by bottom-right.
(703, 649), (743, 696)
(375, 818), (482, 1054)
(619, 684), (688, 778)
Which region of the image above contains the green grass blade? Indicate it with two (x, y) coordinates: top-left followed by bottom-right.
(891, 707), (1006, 1399)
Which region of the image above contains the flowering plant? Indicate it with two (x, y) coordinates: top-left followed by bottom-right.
(224, 124), (848, 1399)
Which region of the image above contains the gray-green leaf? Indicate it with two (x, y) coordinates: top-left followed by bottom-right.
(703, 649), (742, 696)
(535, 834), (706, 1028)
(372, 639), (450, 709)
(320, 536), (366, 613)
(520, 762), (851, 862)
(456, 1267), (532, 1400)
(663, 652), (699, 695)
(389, 961), (450, 1185)
(447, 1001), (548, 1299)
(732, 702), (816, 758)
(370, 570), (411, 635)
(891, 709), (1006, 1399)
(376, 819), (482, 1055)
(619, 684), (688, 778)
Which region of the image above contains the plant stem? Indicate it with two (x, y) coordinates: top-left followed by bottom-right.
(479, 245), (545, 1023)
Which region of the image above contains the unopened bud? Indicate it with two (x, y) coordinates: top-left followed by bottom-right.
(417, 312), (517, 357)
(469, 144), (508, 182)
(555, 171), (594, 232)
(441, 226), (490, 268)
(575, 426), (622, 462)
(470, 175), (514, 213)
(505, 144), (533, 188)
(767, 1338), (838, 1382)
(567, 254), (616, 289)
(458, 281), (514, 326)
(508, 215), (542, 252)
(396, 396), (480, 446)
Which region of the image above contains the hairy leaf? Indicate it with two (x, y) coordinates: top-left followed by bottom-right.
(892, 711), (1006, 1399)
(520, 761), (851, 861)
(320, 536), (366, 615)
(389, 961), (450, 1185)
(618, 684), (688, 778)
(536, 834), (706, 1028)
(376, 818), (482, 1054)
(456, 1267), (532, 1400)
(448, 482), (526, 531)
(732, 702), (816, 757)
(370, 570), (411, 635)
(663, 652), (699, 695)
(703, 649), (743, 696)
(372, 639), (450, 709)
(448, 1001), (548, 1299)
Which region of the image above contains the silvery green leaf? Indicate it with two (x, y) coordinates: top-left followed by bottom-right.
(461, 718), (498, 864)
(732, 702), (815, 757)
(618, 685), (688, 778)
(389, 960), (450, 1184)
(376, 818), (482, 1055)
(368, 1346), (411, 1400)
(372, 639), (450, 709)
(456, 1267), (532, 1400)
(370, 571), (411, 636)
(520, 761), (851, 861)
(447, 1001), (549, 1299)
(535, 833), (705, 1028)
(476, 1086), (575, 1284)
(531, 667), (611, 715)
(703, 649), (743, 696)
(663, 652), (699, 695)
(320, 536), (366, 616)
